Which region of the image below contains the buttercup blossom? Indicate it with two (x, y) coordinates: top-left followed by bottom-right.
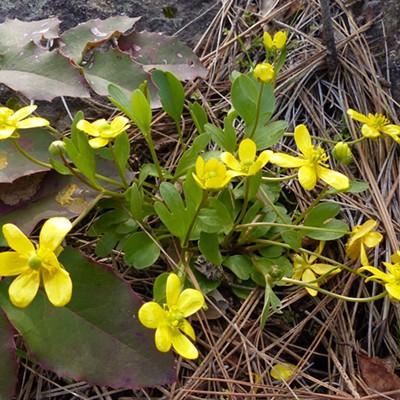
(292, 241), (341, 296)
(269, 124), (350, 191)
(0, 105), (49, 139)
(193, 156), (238, 190)
(263, 31), (287, 51)
(138, 273), (205, 359)
(270, 363), (297, 381)
(76, 116), (130, 148)
(359, 251), (400, 301)
(346, 219), (383, 266)
(220, 138), (273, 176)
(253, 62), (275, 84)
(0, 217), (73, 308)
(347, 109), (400, 143)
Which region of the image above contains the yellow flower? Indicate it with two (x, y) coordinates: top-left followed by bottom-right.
(359, 251), (400, 301)
(138, 273), (205, 359)
(263, 31), (287, 51)
(269, 124), (350, 191)
(292, 241), (341, 296)
(0, 217), (73, 308)
(0, 105), (49, 139)
(193, 156), (238, 190)
(220, 139), (273, 176)
(347, 109), (400, 143)
(76, 116), (130, 148)
(346, 220), (383, 266)
(253, 62), (275, 84)
(270, 362), (297, 381)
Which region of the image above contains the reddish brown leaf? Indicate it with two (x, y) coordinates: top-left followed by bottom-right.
(358, 352), (400, 399)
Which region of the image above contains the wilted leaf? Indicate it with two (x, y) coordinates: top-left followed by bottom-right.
(358, 352), (400, 399)
(0, 42), (89, 101)
(0, 17), (60, 53)
(0, 309), (17, 400)
(118, 31), (208, 80)
(60, 16), (140, 63)
(0, 248), (175, 389)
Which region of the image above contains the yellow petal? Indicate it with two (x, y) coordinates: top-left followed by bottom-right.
(270, 363), (296, 381)
(10, 105), (37, 121)
(155, 324), (172, 352)
(192, 172), (206, 190)
(176, 288), (204, 317)
(0, 252), (29, 275)
(0, 128), (16, 139)
(359, 265), (391, 283)
(89, 137), (109, 148)
(311, 263), (340, 276)
(166, 273), (181, 307)
(195, 156), (205, 177)
(346, 239), (361, 260)
(8, 270), (40, 307)
(42, 267), (72, 307)
(269, 153), (307, 168)
(220, 152), (241, 171)
(2, 223), (35, 254)
(302, 268), (318, 296)
(386, 282), (400, 300)
(40, 217), (72, 251)
(351, 220), (376, 241)
(171, 329), (199, 359)
(363, 232), (383, 248)
(298, 164), (317, 190)
(294, 125), (312, 157)
(239, 139), (256, 163)
(263, 31), (273, 50)
(77, 120), (99, 136)
(138, 302), (165, 329)
(316, 166), (350, 190)
(347, 109), (370, 124)
(16, 117), (49, 129)
(274, 31), (287, 50)
(180, 319), (196, 340)
(361, 124), (381, 138)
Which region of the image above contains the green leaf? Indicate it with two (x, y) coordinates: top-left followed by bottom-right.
(130, 89), (152, 137)
(188, 102), (208, 134)
(174, 133), (211, 178)
(303, 202), (349, 240)
(60, 16), (140, 63)
(0, 41), (90, 101)
(199, 232), (222, 265)
(108, 83), (132, 117)
(154, 182), (193, 242)
(0, 309), (17, 400)
(260, 283), (282, 329)
(123, 231), (160, 269)
(152, 70), (184, 124)
(125, 183), (144, 221)
(251, 120), (287, 150)
(95, 232), (121, 258)
(281, 230), (302, 251)
(223, 255), (253, 281)
(0, 248), (175, 388)
(113, 131), (131, 174)
(153, 272), (170, 304)
(197, 198), (233, 234)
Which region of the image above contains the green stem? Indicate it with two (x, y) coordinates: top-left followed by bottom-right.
(281, 277), (388, 302)
(261, 173), (298, 183)
(109, 143), (129, 188)
(11, 138), (52, 169)
(248, 82), (264, 140)
(182, 190), (208, 250)
(293, 185), (329, 225)
(176, 121), (185, 152)
(235, 177), (251, 225)
(145, 131), (164, 182)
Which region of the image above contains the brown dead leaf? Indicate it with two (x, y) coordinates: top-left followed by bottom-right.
(358, 352), (400, 399)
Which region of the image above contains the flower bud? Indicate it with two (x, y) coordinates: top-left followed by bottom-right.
(253, 63), (275, 84)
(48, 140), (67, 156)
(332, 142), (352, 165)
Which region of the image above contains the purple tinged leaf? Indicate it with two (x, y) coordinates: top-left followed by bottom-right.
(118, 31), (208, 80)
(0, 248), (175, 389)
(60, 16), (141, 63)
(0, 309), (18, 400)
(0, 17), (61, 53)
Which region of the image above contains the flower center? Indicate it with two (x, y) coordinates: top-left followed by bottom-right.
(28, 254), (42, 270)
(206, 171), (217, 179)
(370, 113), (390, 128)
(310, 146), (329, 165)
(167, 307), (185, 328)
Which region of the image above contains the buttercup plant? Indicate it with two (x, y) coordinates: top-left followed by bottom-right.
(0, 27), (397, 393)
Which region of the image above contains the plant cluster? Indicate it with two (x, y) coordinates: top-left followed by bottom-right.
(1, 23), (400, 394)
